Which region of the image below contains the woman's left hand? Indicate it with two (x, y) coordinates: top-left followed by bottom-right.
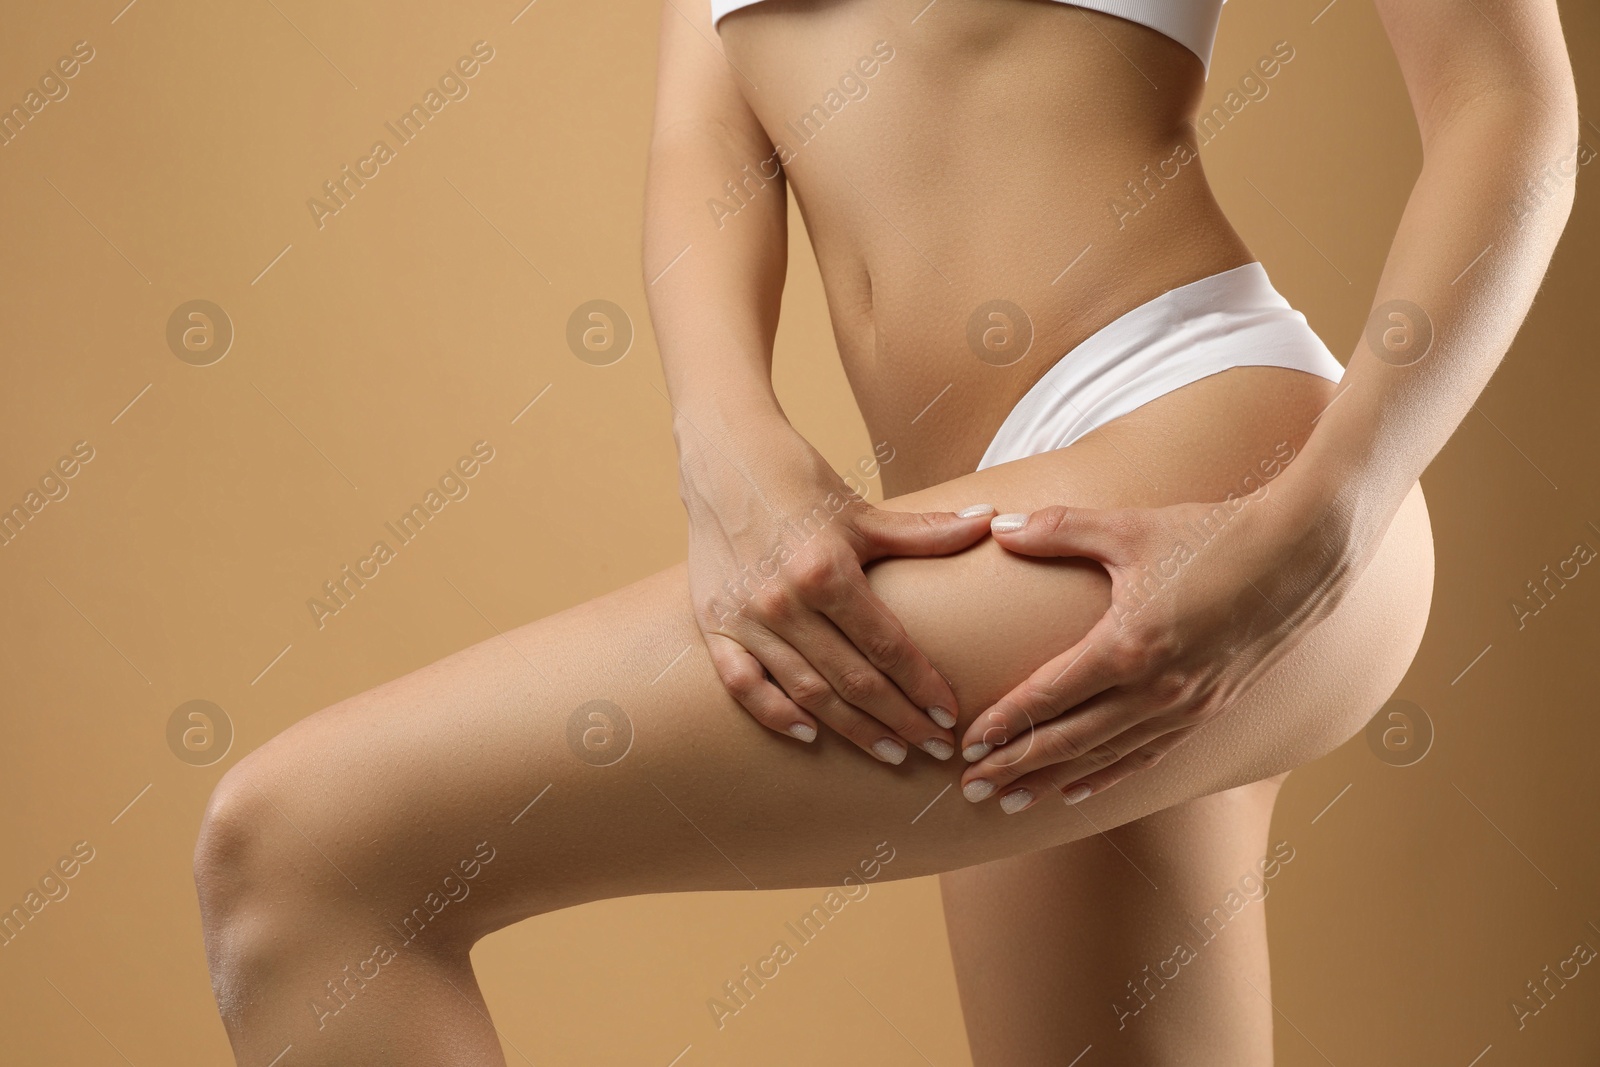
(959, 486), (1369, 813)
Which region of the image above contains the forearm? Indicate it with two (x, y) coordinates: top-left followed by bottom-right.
(1292, 85), (1578, 548)
(644, 121), (791, 444)
(642, 0), (801, 469)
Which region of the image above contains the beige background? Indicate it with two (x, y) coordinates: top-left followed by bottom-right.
(1, 0), (1596, 1063)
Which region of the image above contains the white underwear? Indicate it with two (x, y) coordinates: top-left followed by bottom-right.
(977, 261), (1345, 471)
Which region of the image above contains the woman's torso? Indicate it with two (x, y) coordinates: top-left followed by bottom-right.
(719, 0), (1262, 492)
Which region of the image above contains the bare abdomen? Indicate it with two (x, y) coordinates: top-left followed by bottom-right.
(721, 0), (1257, 485)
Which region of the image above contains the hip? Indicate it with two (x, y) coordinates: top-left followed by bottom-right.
(859, 253), (1342, 497)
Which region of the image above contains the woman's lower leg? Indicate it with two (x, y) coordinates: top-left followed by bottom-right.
(943, 776), (1288, 1066)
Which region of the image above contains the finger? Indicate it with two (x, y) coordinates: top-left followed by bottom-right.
(852, 504), (997, 560)
(998, 728), (1199, 814)
(988, 505), (1132, 562)
(702, 633), (817, 743)
(959, 623), (1129, 761)
(960, 691), (1146, 801)
(810, 566), (961, 729)
(764, 610), (956, 761)
(740, 627), (927, 764)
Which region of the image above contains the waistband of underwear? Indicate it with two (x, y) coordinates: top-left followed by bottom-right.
(976, 260), (1346, 471)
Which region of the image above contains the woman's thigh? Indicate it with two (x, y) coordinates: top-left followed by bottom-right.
(941, 775), (1289, 1066)
(200, 371), (1433, 948)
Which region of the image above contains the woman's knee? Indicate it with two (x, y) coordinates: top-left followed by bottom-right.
(194, 695), (570, 969)
(193, 719), (464, 977)
(192, 744), (326, 1019)
(194, 745), (291, 919)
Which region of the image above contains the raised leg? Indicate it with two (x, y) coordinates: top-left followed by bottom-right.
(192, 382), (1432, 1066)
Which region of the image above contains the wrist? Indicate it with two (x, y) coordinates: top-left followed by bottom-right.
(1272, 431), (1412, 571)
(669, 387), (789, 455)
(671, 403), (827, 515)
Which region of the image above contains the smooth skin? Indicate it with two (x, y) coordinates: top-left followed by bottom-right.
(679, 0), (1576, 800)
(952, 0), (1581, 805)
(195, 0), (1575, 1064)
(941, 776), (1290, 1063)
(644, 0), (1574, 1061)
(195, 375), (1430, 1066)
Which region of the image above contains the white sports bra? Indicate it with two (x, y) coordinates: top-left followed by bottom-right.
(710, 0), (1226, 72)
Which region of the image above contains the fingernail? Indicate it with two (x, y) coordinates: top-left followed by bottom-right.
(991, 513), (1028, 533)
(872, 738), (908, 765)
(922, 738), (954, 760)
(788, 722), (817, 743)
(1000, 789), (1035, 815)
(963, 778), (995, 802)
(957, 504), (996, 518)
(1063, 783), (1092, 805)
(928, 706), (957, 729)
(962, 741), (992, 762)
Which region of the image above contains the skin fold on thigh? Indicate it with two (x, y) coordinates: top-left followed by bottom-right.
(207, 369), (1434, 960)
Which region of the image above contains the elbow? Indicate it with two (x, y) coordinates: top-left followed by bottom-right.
(1516, 79), (1583, 223)
(1529, 74), (1580, 158)
(1418, 35), (1579, 165)
(1501, 66), (1579, 157)
(1423, 79), (1581, 184)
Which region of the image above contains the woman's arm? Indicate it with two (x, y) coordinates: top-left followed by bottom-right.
(644, 1), (993, 762)
(1290, 0), (1578, 541)
(643, 2), (788, 440)
(957, 0), (1579, 805)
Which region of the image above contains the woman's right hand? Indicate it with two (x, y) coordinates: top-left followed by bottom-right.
(679, 416), (993, 764)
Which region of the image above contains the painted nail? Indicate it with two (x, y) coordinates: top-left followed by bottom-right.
(999, 789), (1035, 815)
(991, 513), (1029, 533)
(788, 722), (817, 743)
(922, 738), (954, 760)
(872, 738), (908, 765)
(963, 778), (995, 802)
(928, 706), (957, 729)
(962, 741), (993, 762)
(957, 504), (996, 518)
(1062, 783), (1092, 805)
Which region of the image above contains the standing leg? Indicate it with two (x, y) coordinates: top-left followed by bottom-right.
(942, 775), (1291, 1066)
